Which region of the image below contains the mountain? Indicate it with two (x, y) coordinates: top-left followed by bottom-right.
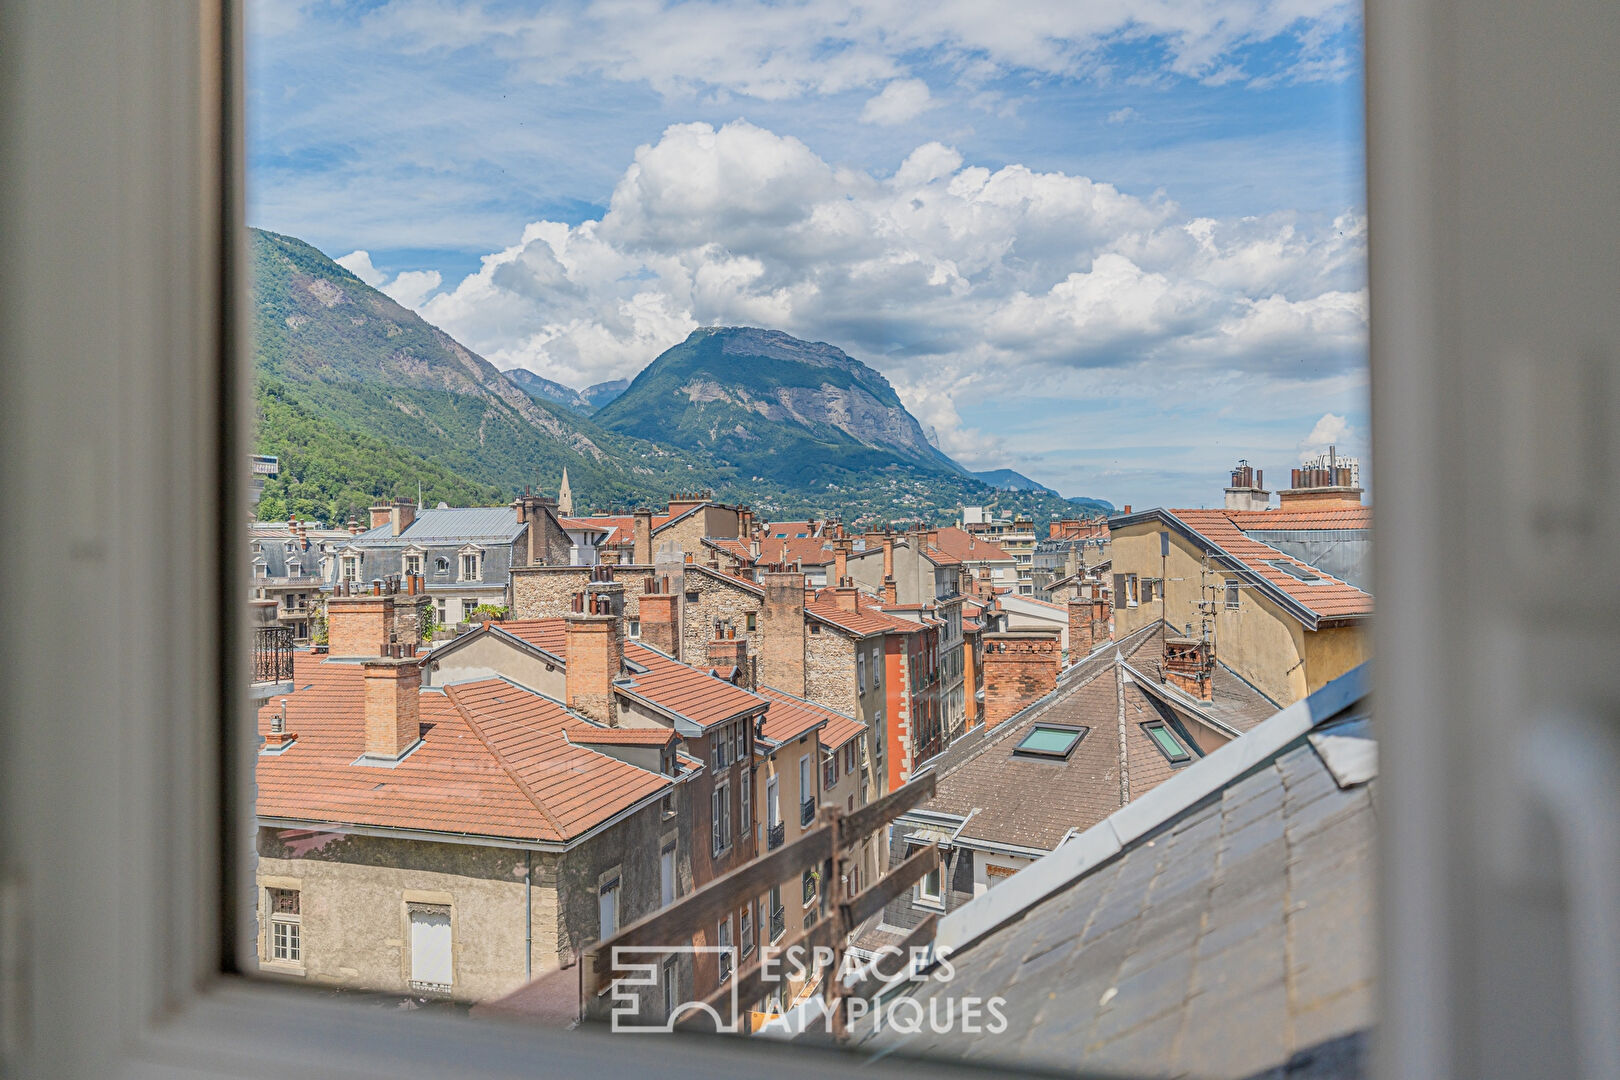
(973, 468), (1057, 494)
(248, 228), (714, 522)
(582, 379), (630, 410)
(248, 229), (1112, 525)
(506, 368), (592, 412)
(593, 327), (963, 488)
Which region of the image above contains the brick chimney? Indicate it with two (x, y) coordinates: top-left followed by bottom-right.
(759, 568), (806, 696)
(566, 592), (621, 725)
(1161, 634), (1214, 701)
(832, 581), (861, 613)
(347, 517), (363, 536)
(389, 497), (416, 536)
(832, 537), (851, 583)
(707, 626), (751, 688)
(362, 656), (422, 760)
(981, 631), (1060, 728)
(326, 594), (394, 658)
(1067, 598), (1095, 660)
(368, 504), (391, 530)
(632, 508), (654, 566)
(640, 575), (680, 658)
(881, 532), (898, 604)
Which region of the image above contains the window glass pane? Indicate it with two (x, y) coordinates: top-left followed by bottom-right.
(1148, 725), (1188, 759)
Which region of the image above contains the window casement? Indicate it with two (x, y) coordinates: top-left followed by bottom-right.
(824, 754), (837, 789)
(598, 874), (620, 939)
(1225, 579), (1242, 609)
(661, 955), (679, 1020)
(460, 598), (479, 621)
(457, 546), (482, 582)
(435, 597), (447, 624)
(738, 765), (751, 832)
(627, 617), (641, 638)
(768, 884), (785, 943)
(711, 779), (731, 856)
(845, 742), (857, 772)
(802, 867), (817, 907)
(660, 842), (676, 908)
(1124, 573), (1140, 607)
(717, 916), (734, 983)
(406, 903), (453, 994)
(402, 551), (423, 577)
(1015, 723), (1087, 760)
(766, 774), (780, 828)
(434, 555), (450, 574)
(915, 855), (943, 907)
(739, 905), (754, 959)
(745, 611), (757, 632)
(341, 555), (360, 583)
(1143, 721), (1194, 764)
(857, 651), (866, 694)
(266, 887), (301, 966)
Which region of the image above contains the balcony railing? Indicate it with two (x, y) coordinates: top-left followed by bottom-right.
(766, 821), (785, 850)
(800, 797), (816, 827)
(253, 625), (294, 683)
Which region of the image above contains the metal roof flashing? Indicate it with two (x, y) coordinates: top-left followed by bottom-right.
(928, 662), (1371, 962)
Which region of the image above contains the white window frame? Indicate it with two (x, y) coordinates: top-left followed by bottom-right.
(11, 8), (1599, 1080)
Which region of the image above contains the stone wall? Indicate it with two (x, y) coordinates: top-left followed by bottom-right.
(511, 564), (653, 620)
(804, 625), (858, 716)
(679, 568), (766, 684)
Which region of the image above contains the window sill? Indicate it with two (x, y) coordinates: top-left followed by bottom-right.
(258, 959), (306, 977)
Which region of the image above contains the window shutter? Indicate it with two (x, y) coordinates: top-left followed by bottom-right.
(1112, 573), (1126, 604)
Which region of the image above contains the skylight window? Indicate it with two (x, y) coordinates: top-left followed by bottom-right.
(1144, 722), (1192, 763)
(1014, 724), (1086, 759)
(1265, 558), (1326, 583)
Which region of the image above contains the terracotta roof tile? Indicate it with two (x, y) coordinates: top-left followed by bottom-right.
(565, 724), (679, 747)
(619, 642), (767, 729)
(492, 618), (569, 655)
(255, 654), (668, 844)
(806, 592), (923, 637)
(1167, 509), (1373, 621)
(930, 525), (1014, 563)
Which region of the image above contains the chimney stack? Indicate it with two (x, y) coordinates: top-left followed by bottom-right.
(514, 492), (563, 566)
(833, 537), (851, 584)
(981, 631), (1061, 728)
(1161, 635), (1214, 701)
(369, 504), (392, 531)
(389, 497), (416, 537)
(347, 517), (362, 536)
(326, 594), (395, 658)
(632, 508), (654, 566)
(361, 656), (422, 760)
(881, 532), (898, 604)
(565, 592), (622, 725)
(759, 569), (806, 697)
(707, 625), (751, 688)
(639, 575), (680, 658)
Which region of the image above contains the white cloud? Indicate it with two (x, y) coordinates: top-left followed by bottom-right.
(861, 79), (934, 125)
(1106, 107), (1139, 124)
(381, 269), (443, 309)
(1299, 412), (1355, 460)
(403, 120), (1366, 437)
(335, 250), (443, 310)
(347, 0), (1361, 100)
(336, 249), (386, 287)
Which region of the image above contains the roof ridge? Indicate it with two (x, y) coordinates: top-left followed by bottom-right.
(443, 682), (568, 841)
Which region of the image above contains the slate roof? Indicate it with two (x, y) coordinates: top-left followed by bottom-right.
(863, 672), (1374, 1079)
(255, 654), (671, 845)
(349, 506), (526, 546)
(619, 642), (768, 730)
(902, 624), (1279, 856)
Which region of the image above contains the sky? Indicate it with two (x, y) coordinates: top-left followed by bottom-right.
(247, 0), (1369, 509)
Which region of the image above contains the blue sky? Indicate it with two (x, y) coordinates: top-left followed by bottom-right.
(247, 0), (1369, 508)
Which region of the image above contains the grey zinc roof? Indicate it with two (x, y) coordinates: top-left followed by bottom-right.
(861, 670), (1374, 1079)
(349, 506), (526, 546)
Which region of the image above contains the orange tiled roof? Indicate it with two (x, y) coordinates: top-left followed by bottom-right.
(1226, 506), (1373, 531)
(704, 537), (757, 563)
(1168, 509), (1373, 622)
(764, 536), (835, 566)
(566, 724), (679, 747)
(620, 642), (767, 729)
(495, 619), (568, 655)
(754, 685), (830, 743)
(931, 526), (1014, 563)
(806, 591), (926, 637)
(762, 520), (818, 539)
(923, 545), (962, 566)
(255, 655), (669, 844)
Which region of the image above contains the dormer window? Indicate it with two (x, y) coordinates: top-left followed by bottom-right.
(458, 547), (482, 582)
(403, 551), (423, 576)
(341, 555), (360, 583)
(434, 556), (449, 574)
(287, 559), (300, 577)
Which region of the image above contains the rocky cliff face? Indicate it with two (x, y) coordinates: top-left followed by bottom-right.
(595, 326), (960, 477)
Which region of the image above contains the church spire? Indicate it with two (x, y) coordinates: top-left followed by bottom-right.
(557, 467), (574, 516)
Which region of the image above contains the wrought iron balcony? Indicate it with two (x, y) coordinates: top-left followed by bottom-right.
(766, 820), (785, 850)
(800, 796), (816, 827)
(253, 625), (294, 684)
